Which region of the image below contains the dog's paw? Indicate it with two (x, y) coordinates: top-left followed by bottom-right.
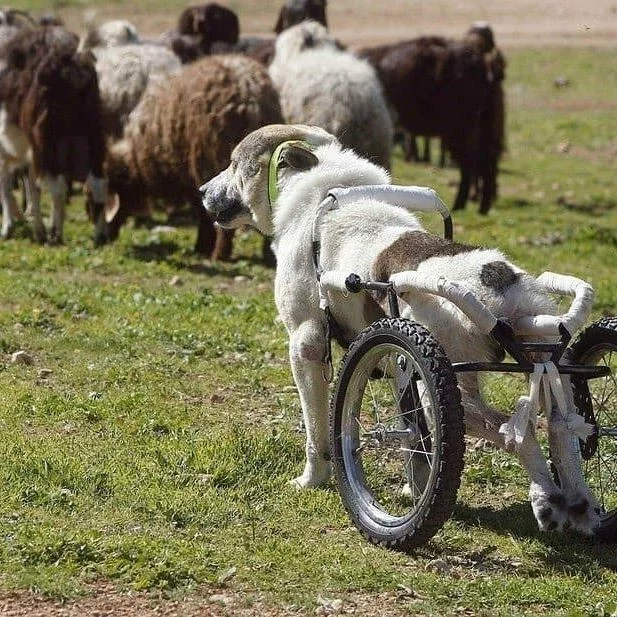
(289, 463), (331, 490)
(566, 493), (602, 536)
(530, 490), (569, 533)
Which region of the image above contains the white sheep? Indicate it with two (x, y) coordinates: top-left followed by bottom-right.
(268, 20), (393, 170)
(78, 18), (140, 51)
(92, 44), (181, 138)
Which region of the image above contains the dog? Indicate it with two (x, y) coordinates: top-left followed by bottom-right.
(200, 123), (601, 536)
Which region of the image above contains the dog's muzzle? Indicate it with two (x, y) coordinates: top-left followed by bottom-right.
(199, 180), (245, 226)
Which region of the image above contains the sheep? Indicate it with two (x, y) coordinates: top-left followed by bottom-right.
(166, 3), (239, 63)
(274, 0), (328, 34)
(95, 54), (283, 260)
(226, 0), (331, 66)
(269, 21), (393, 170)
(463, 22), (507, 206)
(0, 27), (107, 244)
(168, 1), (330, 67)
(357, 34), (504, 214)
(92, 44), (181, 139)
(177, 2), (239, 46)
(78, 19), (140, 51)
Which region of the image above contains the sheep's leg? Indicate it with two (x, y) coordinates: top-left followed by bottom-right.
(288, 320), (331, 489)
(459, 373), (570, 532)
(21, 167), (40, 218)
(192, 196), (217, 256)
(469, 175), (480, 202)
(0, 171), (19, 239)
(421, 136), (431, 163)
(0, 174), (15, 240)
(439, 139), (448, 168)
(479, 158), (497, 215)
(86, 173), (109, 247)
(24, 167), (45, 243)
(403, 132), (417, 162)
(452, 165), (471, 211)
(211, 229), (234, 262)
(546, 375), (601, 535)
(45, 174), (67, 245)
(261, 237), (276, 268)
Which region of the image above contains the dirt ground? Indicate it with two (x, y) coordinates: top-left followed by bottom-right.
(0, 583), (428, 617)
(2, 0), (616, 615)
(56, 0), (617, 49)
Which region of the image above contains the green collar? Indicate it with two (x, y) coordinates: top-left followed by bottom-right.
(267, 140), (313, 207)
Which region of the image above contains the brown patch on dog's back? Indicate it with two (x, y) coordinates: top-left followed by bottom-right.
(372, 231), (476, 283)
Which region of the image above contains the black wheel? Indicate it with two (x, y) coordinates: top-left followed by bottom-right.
(329, 317), (465, 550)
(567, 316), (617, 543)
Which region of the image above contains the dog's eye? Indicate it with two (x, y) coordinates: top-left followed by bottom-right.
(246, 164), (260, 177)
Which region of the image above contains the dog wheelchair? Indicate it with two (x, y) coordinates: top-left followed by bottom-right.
(314, 186), (617, 550)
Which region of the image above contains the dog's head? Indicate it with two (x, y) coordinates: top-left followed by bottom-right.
(200, 124), (337, 236)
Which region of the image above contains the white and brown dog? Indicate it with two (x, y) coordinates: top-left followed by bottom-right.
(200, 123), (600, 536)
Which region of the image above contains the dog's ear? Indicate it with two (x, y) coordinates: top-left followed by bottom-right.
(278, 142), (319, 171)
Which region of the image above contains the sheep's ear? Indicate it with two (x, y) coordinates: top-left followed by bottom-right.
(273, 8), (286, 34)
(279, 143), (318, 171)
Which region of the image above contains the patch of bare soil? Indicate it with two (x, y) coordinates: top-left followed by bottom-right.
(56, 0), (617, 48)
(0, 584), (424, 617)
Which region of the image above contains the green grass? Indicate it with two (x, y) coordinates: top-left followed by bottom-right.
(1, 46), (617, 615)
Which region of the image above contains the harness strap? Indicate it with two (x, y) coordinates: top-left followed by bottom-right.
(499, 361), (595, 447)
(322, 307), (335, 383)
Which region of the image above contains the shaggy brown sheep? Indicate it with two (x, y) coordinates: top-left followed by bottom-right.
(0, 27), (107, 243)
(98, 54), (283, 260)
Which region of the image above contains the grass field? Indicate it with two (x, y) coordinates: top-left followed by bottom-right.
(0, 37), (616, 617)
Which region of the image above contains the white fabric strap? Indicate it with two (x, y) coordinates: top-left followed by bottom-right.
(499, 361), (595, 447)
(543, 361), (595, 441)
(499, 363), (543, 446)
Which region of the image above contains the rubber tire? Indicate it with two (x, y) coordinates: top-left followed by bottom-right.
(330, 317), (465, 550)
(566, 316), (617, 543)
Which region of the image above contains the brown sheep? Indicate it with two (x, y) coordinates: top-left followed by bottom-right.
(0, 27), (107, 244)
(358, 34), (505, 214)
(463, 22), (507, 205)
(169, 2), (239, 62)
(98, 54), (283, 261)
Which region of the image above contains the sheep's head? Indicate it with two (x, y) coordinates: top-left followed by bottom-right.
(200, 123), (336, 236)
(274, 0), (328, 34)
(85, 140), (143, 246)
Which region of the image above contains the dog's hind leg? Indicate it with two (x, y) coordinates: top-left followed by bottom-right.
(545, 375), (601, 535)
(458, 373), (570, 533)
(288, 320), (332, 489)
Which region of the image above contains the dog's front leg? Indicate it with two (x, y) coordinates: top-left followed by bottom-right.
(288, 320), (331, 489)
